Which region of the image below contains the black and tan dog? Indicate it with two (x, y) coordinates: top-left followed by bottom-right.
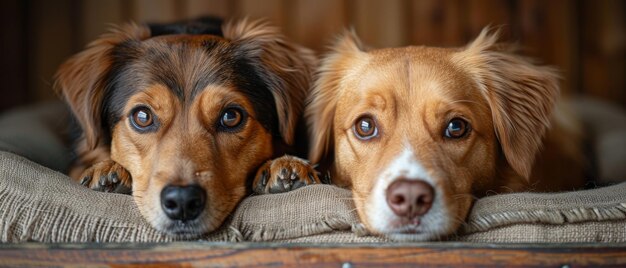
(55, 17), (320, 235)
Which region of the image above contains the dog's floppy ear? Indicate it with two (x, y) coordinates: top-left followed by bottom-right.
(306, 30), (366, 164)
(54, 23), (150, 149)
(223, 19), (316, 146)
(452, 28), (560, 179)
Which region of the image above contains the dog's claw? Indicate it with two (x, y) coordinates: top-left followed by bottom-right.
(261, 170), (269, 186)
(253, 155), (322, 195)
(80, 176), (91, 186)
(77, 160), (132, 194)
(99, 176), (107, 186)
(111, 172), (119, 183)
(280, 168), (289, 179)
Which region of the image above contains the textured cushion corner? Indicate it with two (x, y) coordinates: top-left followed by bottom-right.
(0, 101), (74, 173)
(459, 183), (626, 243)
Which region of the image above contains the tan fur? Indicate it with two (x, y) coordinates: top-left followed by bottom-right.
(307, 28), (586, 239)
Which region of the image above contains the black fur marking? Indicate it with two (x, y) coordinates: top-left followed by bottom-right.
(149, 17), (223, 37)
(228, 48), (280, 138)
(188, 39), (230, 100)
(143, 46), (186, 100)
(101, 40), (143, 142)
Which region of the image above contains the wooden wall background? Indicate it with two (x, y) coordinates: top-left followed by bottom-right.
(1, 0), (624, 112)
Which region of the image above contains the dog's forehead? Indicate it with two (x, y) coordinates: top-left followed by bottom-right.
(348, 47), (475, 102)
(122, 37), (230, 100)
(369, 46), (456, 64)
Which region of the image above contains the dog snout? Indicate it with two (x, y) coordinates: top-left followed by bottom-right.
(386, 179), (434, 218)
(160, 184), (206, 221)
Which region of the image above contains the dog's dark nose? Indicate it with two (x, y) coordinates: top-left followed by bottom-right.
(161, 185), (206, 221)
(386, 179), (434, 218)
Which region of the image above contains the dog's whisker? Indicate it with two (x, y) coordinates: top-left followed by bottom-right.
(451, 193), (478, 201)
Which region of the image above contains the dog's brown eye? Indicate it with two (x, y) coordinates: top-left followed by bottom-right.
(445, 118), (469, 139)
(354, 116), (378, 140)
(220, 108), (244, 129)
(130, 106), (157, 131)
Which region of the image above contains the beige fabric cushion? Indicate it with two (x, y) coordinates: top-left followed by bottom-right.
(0, 102), (74, 173)
(570, 97), (626, 184)
(1, 151), (625, 243)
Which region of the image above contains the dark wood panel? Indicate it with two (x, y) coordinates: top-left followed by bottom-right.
(0, 0), (28, 112)
(409, 0), (466, 47)
(579, 0), (626, 106)
(27, 0), (78, 103)
(0, 243), (625, 267)
(79, 0), (128, 47)
(233, 0), (287, 26)
(516, 0), (577, 94)
(287, 0), (348, 51)
(349, 0), (410, 48)
(182, 0), (233, 19)
(466, 0), (514, 40)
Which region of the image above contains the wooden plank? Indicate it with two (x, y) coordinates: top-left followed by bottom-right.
(182, 0), (232, 19)
(409, 0), (466, 47)
(465, 0), (513, 41)
(130, 0), (181, 23)
(287, 0), (348, 51)
(232, 0), (286, 26)
(79, 0), (127, 47)
(349, 0), (409, 48)
(516, 0), (577, 94)
(28, 0), (77, 102)
(0, 0), (28, 112)
(579, 0), (626, 106)
(0, 243), (625, 267)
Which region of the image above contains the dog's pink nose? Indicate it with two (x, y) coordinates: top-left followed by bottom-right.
(386, 179), (434, 218)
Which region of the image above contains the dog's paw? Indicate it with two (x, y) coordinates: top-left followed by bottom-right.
(79, 160), (132, 194)
(253, 155), (321, 194)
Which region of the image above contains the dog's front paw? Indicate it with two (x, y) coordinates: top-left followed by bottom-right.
(79, 160), (132, 194)
(253, 155), (321, 194)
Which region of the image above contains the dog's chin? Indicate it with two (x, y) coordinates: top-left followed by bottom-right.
(378, 222), (450, 242)
(363, 197), (460, 242)
(142, 209), (222, 238)
(386, 232), (434, 242)
(156, 218), (211, 238)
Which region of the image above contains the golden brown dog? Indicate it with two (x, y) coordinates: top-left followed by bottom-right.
(306, 28), (587, 241)
(55, 17), (319, 236)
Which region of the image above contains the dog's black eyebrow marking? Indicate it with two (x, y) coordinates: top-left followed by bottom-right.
(228, 48), (280, 137)
(101, 40), (144, 138)
(188, 39), (230, 100)
(149, 16), (223, 37)
(143, 46), (185, 100)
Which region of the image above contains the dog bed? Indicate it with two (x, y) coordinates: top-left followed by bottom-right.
(1, 101), (625, 243)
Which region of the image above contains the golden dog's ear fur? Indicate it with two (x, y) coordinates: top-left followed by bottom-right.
(223, 19), (316, 145)
(54, 23), (150, 149)
(306, 30), (366, 164)
(452, 28), (560, 179)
